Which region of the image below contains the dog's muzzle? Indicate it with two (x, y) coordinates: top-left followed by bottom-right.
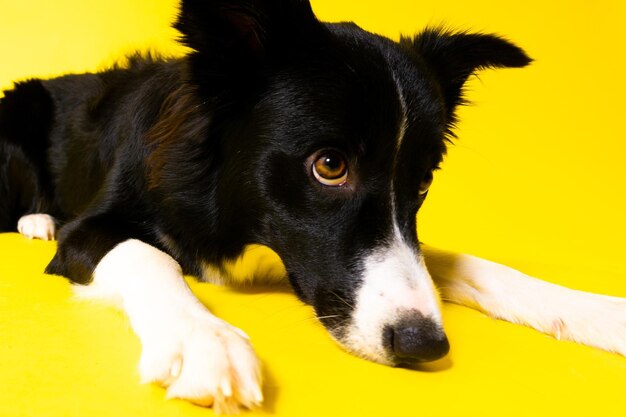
(334, 238), (448, 365)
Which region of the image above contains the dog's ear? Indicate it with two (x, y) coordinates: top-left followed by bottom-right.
(175, 0), (318, 64)
(405, 28), (532, 121)
(175, 0), (321, 99)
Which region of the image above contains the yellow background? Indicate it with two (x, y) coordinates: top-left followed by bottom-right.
(1, 0), (625, 416)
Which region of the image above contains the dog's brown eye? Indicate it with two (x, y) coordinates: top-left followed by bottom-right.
(312, 151), (348, 186)
(419, 172), (433, 195)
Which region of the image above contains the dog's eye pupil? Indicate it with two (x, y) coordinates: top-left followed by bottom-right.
(318, 155), (343, 175)
(312, 151), (348, 186)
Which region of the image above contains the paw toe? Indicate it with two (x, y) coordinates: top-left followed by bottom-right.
(139, 348), (182, 386)
(17, 214), (56, 241)
(139, 317), (263, 413)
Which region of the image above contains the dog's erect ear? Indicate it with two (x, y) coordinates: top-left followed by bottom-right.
(175, 0), (318, 62)
(406, 28), (532, 120)
(175, 0), (321, 100)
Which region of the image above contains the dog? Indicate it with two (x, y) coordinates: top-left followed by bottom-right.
(1, 0), (625, 413)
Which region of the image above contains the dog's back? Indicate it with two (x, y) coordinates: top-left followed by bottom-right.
(0, 57), (184, 231)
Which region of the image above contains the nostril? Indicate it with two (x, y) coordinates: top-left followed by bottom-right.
(392, 325), (449, 362)
(383, 314), (450, 363)
(393, 325), (421, 357)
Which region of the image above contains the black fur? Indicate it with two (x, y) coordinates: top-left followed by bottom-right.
(0, 80), (54, 230)
(0, 0), (530, 363)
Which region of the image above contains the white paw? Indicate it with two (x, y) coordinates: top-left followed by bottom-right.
(17, 214), (56, 240)
(552, 293), (626, 357)
(138, 312), (263, 414)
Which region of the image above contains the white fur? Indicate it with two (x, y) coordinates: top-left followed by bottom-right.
(391, 72), (409, 149)
(423, 246), (626, 356)
(78, 239), (263, 414)
(343, 75), (443, 361)
(345, 234), (443, 364)
(17, 213), (56, 240)
(343, 73), (442, 362)
(341, 71), (445, 363)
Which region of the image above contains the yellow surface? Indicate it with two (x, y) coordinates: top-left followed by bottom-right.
(1, 0), (626, 416)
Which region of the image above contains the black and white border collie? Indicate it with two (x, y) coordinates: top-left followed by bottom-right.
(1, 0), (625, 413)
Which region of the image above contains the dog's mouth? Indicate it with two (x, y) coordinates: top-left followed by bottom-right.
(310, 281), (449, 366)
(319, 309), (449, 366)
(299, 236), (449, 366)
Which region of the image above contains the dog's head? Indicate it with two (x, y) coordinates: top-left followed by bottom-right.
(171, 0), (530, 365)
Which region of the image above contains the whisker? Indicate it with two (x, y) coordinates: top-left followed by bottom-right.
(330, 290), (354, 309)
(315, 314), (342, 321)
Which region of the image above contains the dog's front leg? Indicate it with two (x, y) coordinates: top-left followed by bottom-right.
(77, 239), (263, 413)
(422, 246), (626, 357)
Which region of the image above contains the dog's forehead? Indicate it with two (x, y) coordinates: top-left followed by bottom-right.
(261, 25), (445, 162)
(264, 64), (400, 150)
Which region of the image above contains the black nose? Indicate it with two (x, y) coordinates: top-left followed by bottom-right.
(384, 313), (450, 363)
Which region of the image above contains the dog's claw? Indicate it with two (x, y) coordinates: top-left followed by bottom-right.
(138, 312), (262, 414)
